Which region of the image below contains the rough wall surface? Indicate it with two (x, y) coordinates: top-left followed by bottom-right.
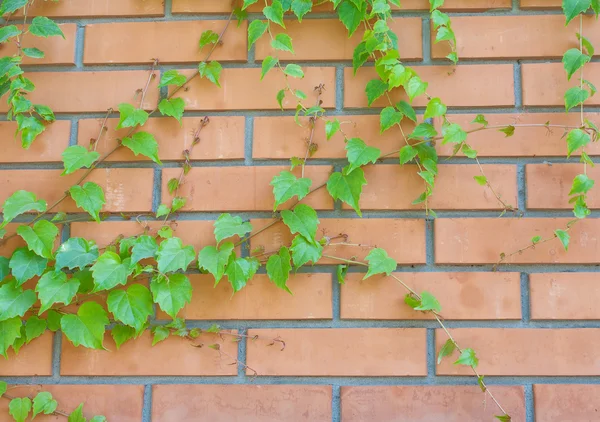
(1, 0), (599, 421)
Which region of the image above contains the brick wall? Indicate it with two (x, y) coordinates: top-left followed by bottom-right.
(1, 0), (599, 421)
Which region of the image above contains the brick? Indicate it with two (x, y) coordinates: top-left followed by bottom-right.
(432, 15), (598, 59)
(0, 385), (144, 421)
(523, 63), (600, 106)
(526, 164), (600, 209)
(24, 0), (164, 17)
(161, 165), (334, 211)
(61, 330), (238, 376)
(356, 164), (517, 210)
(171, 68), (336, 110)
(168, 274), (332, 320)
(530, 273), (600, 319)
(253, 115), (416, 159)
(152, 385), (332, 422)
(0, 169), (154, 214)
(0, 71), (160, 113)
(0, 332), (53, 376)
(435, 113), (600, 157)
(534, 385), (600, 422)
(251, 218), (426, 264)
(255, 19), (422, 61)
(84, 21), (247, 64)
(437, 328), (600, 375)
(0, 24), (76, 65)
(341, 386), (526, 421)
(341, 272), (521, 320)
(345, 65), (514, 108)
(246, 328), (427, 376)
(77, 117), (245, 161)
(520, 0), (561, 8)
(0, 120), (71, 163)
(435, 218), (600, 264)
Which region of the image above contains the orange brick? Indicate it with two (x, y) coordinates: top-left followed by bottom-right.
(345, 65), (515, 108)
(534, 385), (600, 422)
(0, 120), (70, 163)
(0, 169), (154, 214)
(356, 164), (517, 210)
(526, 164), (600, 209)
(255, 19), (422, 61)
(84, 21), (247, 64)
(171, 68), (336, 110)
(0, 332), (53, 376)
(0, 24), (76, 65)
(432, 15), (598, 59)
(530, 273), (600, 319)
(436, 113), (600, 157)
(152, 385), (332, 422)
(61, 330), (238, 376)
(24, 0), (164, 17)
(0, 385), (144, 421)
(341, 386), (526, 422)
(77, 117), (245, 161)
(251, 218), (426, 264)
(171, 274), (332, 320)
(522, 63), (600, 106)
(341, 272), (521, 320)
(436, 328), (600, 375)
(161, 165), (334, 211)
(520, 0), (561, 8)
(246, 328), (427, 376)
(435, 218), (600, 264)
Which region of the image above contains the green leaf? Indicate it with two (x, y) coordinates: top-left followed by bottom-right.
(283, 63), (304, 78)
(266, 247), (292, 293)
(290, 235), (322, 267)
(116, 103), (148, 129)
(414, 291), (441, 312)
(199, 29), (219, 49)
(29, 16), (65, 38)
(430, 0), (444, 11)
(474, 175), (487, 186)
(271, 33), (294, 53)
(158, 98), (185, 124)
(33, 104), (55, 122)
(0, 280), (35, 321)
(0, 25), (21, 43)
(271, 170), (312, 210)
(472, 114), (489, 127)
(0, 0), (28, 14)
(46, 310), (62, 332)
(9, 397), (31, 422)
(198, 61), (222, 87)
(495, 415), (512, 422)
(291, 0), (312, 21)
(248, 20), (268, 50)
(327, 167), (367, 216)
(2, 190), (46, 225)
(0, 256), (9, 282)
(365, 78), (388, 106)
(577, 32), (595, 56)
(61, 145), (100, 175)
(111, 325), (136, 349)
(570, 174), (595, 195)
(555, 229), (570, 251)
(261, 55), (278, 80)
(152, 325), (170, 345)
(90, 251), (132, 292)
(566, 128), (591, 157)
(225, 255), (259, 292)
(364, 248), (397, 279)
(61, 301), (109, 349)
(16, 220), (58, 259)
(388, 64), (412, 89)
(565, 87), (590, 111)
(437, 339), (456, 364)
(55, 238), (99, 270)
(9, 247), (47, 286)
(276, 89), (286, 109)
(336, 264), (349, 284)
(69, 182), (105, 223)
(562, 48), (590, 81)
(214, 213), (252, 244)
(107, 284), (153, 333)
(424, 97), (447, 119)
(397, 100), (417, 122)
(379, 107), (402, 134)
(130, 235), (158, 265)
(409, 123), (437, 140)
(158, 69), (187, 87)
(345, 138), (381, 174)
(263, 0), (285, 26)
(156, 237), (196, 273)
(0, 317), (21, 357)
(454, 348), (479, 368)
(198, 241), (235, 285)
(150, 273), (192, 319)
(337, 0), (365, 36)
(0, 380), (6, 396)
(32, 392), (58, 418)
(68, 404), (86, 422)
(25, 315), (46, 344)
(406, 75), (428, 102)
(499, 125), (515, 137)
(281, 204), (319, 243)
(16, 115), (45, 149)
(399, 145), (418, 165)
(442, 123), (467, 144)
(122, 131), (162, 165)
(562, 0), (591, 25)
(326, 119), (341, 140)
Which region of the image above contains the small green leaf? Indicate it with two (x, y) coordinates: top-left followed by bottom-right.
(565, 87), (590, 111)
(158, 69), (187, 87)
(156, 237), (196, 273)
(248, 20), (268, 50)
(198, 61), (222, 87)
(9, 397), (31, 422)
(379, 106), (402, 133)
(69, 182), (105, 223)
(36, 270), (79, 314)
(555, 229), (570, 251)
(225, 255), (259, 292)
(214, 213), (252, 244)
(263, 0), (285, 27)
(152, 325), (170, 345)
(271, 33), (294, 53)
(442, 123), (467, 144)
(29, 16), (65, 38)
(281, 204), (319, 243)
(283, 63), (304, 78)
(61, 302), (109, 349)
(365, 78), (388, 106)
(0, 317), (22, 358)
(437, 339), (456, 364)
(337, 0), (365, 36)
(270, 170), (312, 210)
(158, 98), (185, 124)
(116, 103), (148, 129)
(570, 174), (595, 195)
(16, 220), (59, 259)
(562, 48), (590, 81)
(150, 273), (192, 319)
(2, 190), (47, 225)
(122, 131), (162, 164)
(0, 380), (6, 396)
(198, 242), (235, 285)
(32, 392), (58, 418)
(562, 0), (591, 25)
(0, 0), (28, 15)
(68, 404), (86, 422)
(337, 264), (349, 284)
(266, 247), (292, 293)
(0, 25), (21, 43)
(61, 145), (100, 175)
(276, 89), (286, 109)
(111, 325), (136, 349)
(130, 235), (158, 265)
(325, 119), (341, 140)
(474, 175), (487, 186)
(414, 291), (441, 312)
(290, 235), (323, 267)
(495, 415), (512, 422)
(16, 115), (45, 149)
(399, 145), (418, 165)
(345, 138), (381, 174)
(397, 101), (417, 122)
(364, 248), (397, 279)
(406, 75), (428, 102)
(261, 55), (278, 80)
(423, 97), (447, 119)
(472, 114), (489, 126)
(25, 315), (46, 344)
(566, 128), (591, 157)
(454, 348), (479, 368)
(409, 123), (437, 140)
(577, 32), (595, 56)
(327, 167), (367, 216)
(199, 29), (219, 49)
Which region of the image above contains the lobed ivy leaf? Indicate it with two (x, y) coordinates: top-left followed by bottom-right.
(25, 315), (46, 344)
(61, 301), (109, 350)
(365, 78), (388, 106)
(261, 55), (278, 80)
(397, 100), (417, 122)
(248, 20), (268, 50)
(364, 248), (397, 279)
(198, 241), (235, 285)
(1, 190), (47, 226)
(130, 235), (158, 265)
(291, 0), (312, 21)
(283, 63), (304, 78)
(29, 16), (64, 38)
(156, 237), (196, 273)
(158, 98), (185, 124)
(424, 97), (447, 119)
(281, 203), (319, 243)
(409, 123), (437, 140)
(16, 220), (59, 259)
(91, 251), (132, 292)
(122, 131), (162, 165)
(454, 348), (479, 368)
(0, 280), (36, 321)
(152, 325), (170, 345)
(116, 103), (148, 129)
(562, 0), (591, 25)
(68, 404), (86, 422)
(225, 255), (259, 292)
(213, 213), (252, 244)
(69, 182), (105, 223)
(158, 69), (187, 87)
(271, 33), (294, 53)
(337, 0), (366, 36)
(111, 325), (136, 350)
(263, 0), (285, 27)
(32, 392), (58, 418)
(0, 317), (21, 358)
(0, 25), (21, 43)
(555, 229), (570, 251)
(437, 338), (456, 364)
(327, 167), (367, 216)
(55, 237), (99, 270)
(0, 0), (28, 14)
(566, 128), (590, 157)
(266, 247), (292, 293)
(107, 284), (153, 333)
(9, 247), (48, 286)
(325, 118), (341, 140)
(150, 273), (192, 319)
(199, 29), (219, 49)
(414, 291), (442, 312)
(399, 145), (418, 165)
(271, 170), (312, 210)
(198, 61), (222, 87)
(406, 75), (428, 102)
(15, 115), (45, 149)
(562, 48), (590, 81)
(61, 145), (100, 175)
(442, 122), (467, 144)
(290, 235), (322, 267)
(379, 106), (403, 133)
(9, 397), (31, 422)
(345, 138), (381, 174)
(565, 86), (590, 111)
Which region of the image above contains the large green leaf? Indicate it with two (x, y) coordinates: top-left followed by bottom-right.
(198, 241), (235, 285)
(35, 270), (79, 314)
(0, 280), (35, 321)
(364, 248), (397, 279)
(61, 302), (108, 349)
(1, 190), (46, 225)
(327, 167), (367, 216)
(150, 274), (192, 319)
(270, 170), (312, 211)
(213, 213), (252, 244)
(280, 204), (319, 243)
(156, 237), (195, 273)
(9, 247), (48, 286)
(562, 0), (591, 24)
(16, 220), (59, 259)
(55, 238), (99, 270)
(69, 182), (105, 223)
(32, 392), (58, 418)
(90, 251), (132, 292)
(107, 284), (153, 333)
(61, 145), (100, 175)
(29, 16), (65, 38)
(266, 247), (292, 293)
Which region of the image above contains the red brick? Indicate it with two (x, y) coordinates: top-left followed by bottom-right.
(526, 164), (600, 209)
(0, 332), (53, 376)
(522, 63), (600, 106)
(341, 386), (526, 422)
(246, 328), (427, 376)
(84, 21), (247, 64)
(0, 169), (154, 214)
(152, 385), (332, 422)
(345, 65), (515, 108)
(0, 120), (70, 163)
(341, 272), (521, 320)
(0, 385), (143, 421)
(534, 385), (600, 422)
(530, 273), (600, 319)
(436, 328), (600, 375)
(520, 0), (561, 8)
(161, 165), (334, 211)
(60, 330), (238, 376)
(171, 68), (336, 110)
(435, 218), (600, 264)
(251, 218), (426, 264)
(24, 0), (164, 17)
(0, 24), (76, 65)
(255, 19), (422, 61)
(77, 117), (245, 161)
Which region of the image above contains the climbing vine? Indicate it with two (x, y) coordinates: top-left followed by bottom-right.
(0, 0), (598, 421)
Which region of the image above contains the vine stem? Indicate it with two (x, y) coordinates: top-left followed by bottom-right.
(301, 84), (325, 178)
(93, 108), (113, 152)
(139, 59), (158, 109)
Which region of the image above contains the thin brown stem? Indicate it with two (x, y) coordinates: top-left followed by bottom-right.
(139, 59), (158, 109)
(93, 108), (113, 152)
(302, 84), (325, 178)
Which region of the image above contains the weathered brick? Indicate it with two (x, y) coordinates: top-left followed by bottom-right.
(520, 0), (561, 8)
(24, 0), (164, 16)
(530, 273), (600, 319)
(0, 120), (71, 163)
(534, 385), (600, 422)
(0, 332), (53, 376)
